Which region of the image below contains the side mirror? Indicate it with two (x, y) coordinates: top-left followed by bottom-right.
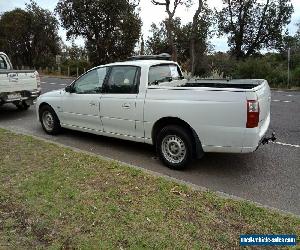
(65, 85), (73, 93)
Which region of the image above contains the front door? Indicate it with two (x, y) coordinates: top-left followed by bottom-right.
(100, 66), (140, 138)
(60, 67), (107, 132)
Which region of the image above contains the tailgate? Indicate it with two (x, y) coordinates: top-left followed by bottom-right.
(0, 71), (38, 93)
(255, 80), (271, 127)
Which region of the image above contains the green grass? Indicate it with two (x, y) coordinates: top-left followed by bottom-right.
(0, 128), (299, 249)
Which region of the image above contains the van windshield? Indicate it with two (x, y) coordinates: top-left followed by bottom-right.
(148, 64), (183, 85)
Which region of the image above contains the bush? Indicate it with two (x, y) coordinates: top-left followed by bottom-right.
(195, 53), (300, 88)
(291, 66), (300, 86)
(206, 53), (238, 78)
(232, 57), (290, 87)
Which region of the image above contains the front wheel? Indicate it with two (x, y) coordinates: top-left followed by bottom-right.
(156, 125), (193, 170)
(39, 105), (61, 135)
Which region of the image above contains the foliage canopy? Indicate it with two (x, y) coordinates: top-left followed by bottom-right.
(0, 0), (60, 67)
(55, 0), (142, 65)
(217, 0), (294, 59)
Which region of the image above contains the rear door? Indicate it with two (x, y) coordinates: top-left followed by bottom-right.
(100, 66), (140, 137)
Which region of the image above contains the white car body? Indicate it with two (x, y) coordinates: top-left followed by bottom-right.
(0, 52), (41, 106)
(36, 59), (271, 158)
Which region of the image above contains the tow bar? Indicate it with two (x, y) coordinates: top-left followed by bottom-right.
(261, 132), (277, 145)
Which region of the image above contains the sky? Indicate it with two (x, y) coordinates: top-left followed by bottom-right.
(0, 0), (299, 52)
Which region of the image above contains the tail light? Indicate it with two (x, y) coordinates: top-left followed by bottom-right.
(35, 72), (41, 90)
(246, 100), (260, 128)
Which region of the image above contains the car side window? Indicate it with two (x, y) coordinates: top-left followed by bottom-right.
(148, 64), (182, 85)
(0, 56), (7, 70)
(73, 67), (107, 94)
(105, 66), (140, 94)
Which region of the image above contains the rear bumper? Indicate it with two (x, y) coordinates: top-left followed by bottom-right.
(201, 114), (271, 154)
(29, 89), (41, 99)
(241, 113), (270, 153)
(0, 89), (41, 104)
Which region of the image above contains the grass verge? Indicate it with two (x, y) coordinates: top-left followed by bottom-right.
(0, 128), (299, 249)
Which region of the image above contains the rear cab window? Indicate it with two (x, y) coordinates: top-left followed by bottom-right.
(104, 66), (140, 94)
(0, 56), (7, 70)
(148, 64), (183, 86)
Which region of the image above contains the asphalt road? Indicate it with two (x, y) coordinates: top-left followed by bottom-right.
(0, 76), (299, 215)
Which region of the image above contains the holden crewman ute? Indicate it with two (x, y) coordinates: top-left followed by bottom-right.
(0, 52), (41, 110)
(36, 54), (275, 169)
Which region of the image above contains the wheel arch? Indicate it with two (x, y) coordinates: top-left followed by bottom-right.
(151, 117), (204, 159)
(38, 102), (58, 121)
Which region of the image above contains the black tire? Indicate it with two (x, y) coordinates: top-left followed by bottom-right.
(39, 105), (61, 135)
(156, 125), (193, 170)
(15, 101), (30, 111)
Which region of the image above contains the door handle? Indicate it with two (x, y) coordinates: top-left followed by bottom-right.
(89, 101), (96, 106)
(122, 103), (130, 109)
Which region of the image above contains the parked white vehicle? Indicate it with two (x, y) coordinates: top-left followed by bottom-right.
(36, 55), (274, 169)
(0, 52), (41, 110)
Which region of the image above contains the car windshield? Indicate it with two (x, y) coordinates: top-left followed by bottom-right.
(148, 64), (183, 85)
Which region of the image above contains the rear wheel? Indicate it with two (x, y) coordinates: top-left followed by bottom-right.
(39, 105), (61, 135)
(156, 125), (193, 170)
(15, 101), (30, 111)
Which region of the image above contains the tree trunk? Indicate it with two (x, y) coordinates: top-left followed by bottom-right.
(190, 0), (203, 76)
(140, 35), (145, 55)
(190, 36), (196, 75)
(165, 18), (177, 61)
(234, 40), (244, 60)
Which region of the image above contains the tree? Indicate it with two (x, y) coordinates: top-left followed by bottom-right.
(190, 0), (203, 75)
(140, 35), (145, 55)
(151, 0), (191, 61)
(189, 0), (213, 75)
(61, 41), (87, 61)
(146, 15), (212, 75)
(296, 23), (300, 39)
(188, 4), (213, 75)
(271, 23), (300, 70)
(146, 23), (170, 55)
(146, 18), (190, 63)
(0, 1), (60, 67)
(0, 9), (32, 66)
(217, 0), (294, 59)
(26, 1), (61, 67)
(55, 0), (141, 65)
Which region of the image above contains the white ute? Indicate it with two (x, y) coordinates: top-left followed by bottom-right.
(36, 54), (274, 169)
(0, 52), (41, 110)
